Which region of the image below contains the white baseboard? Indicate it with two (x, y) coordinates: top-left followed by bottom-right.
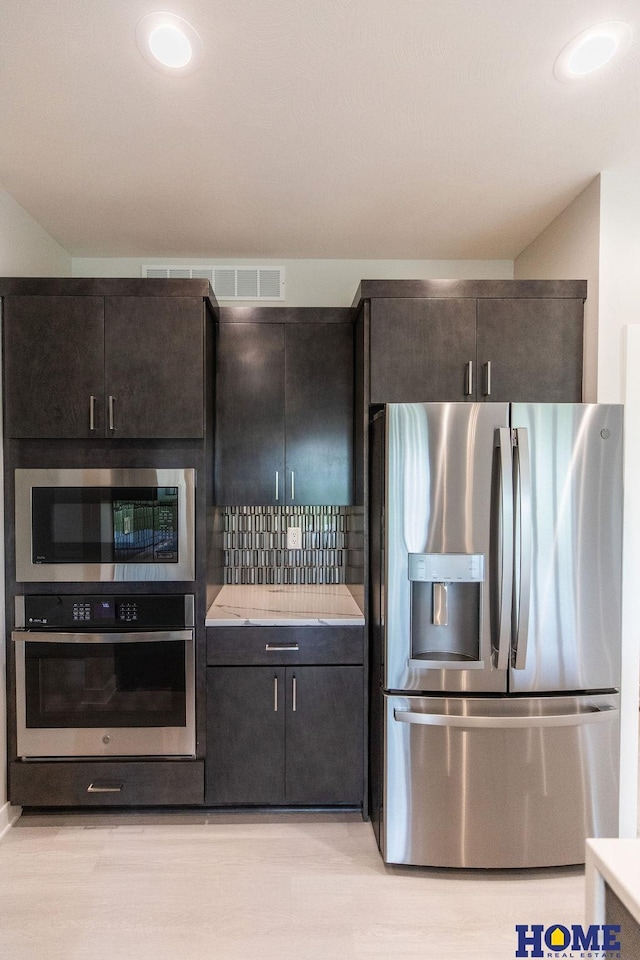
(0, 801), (21, 841)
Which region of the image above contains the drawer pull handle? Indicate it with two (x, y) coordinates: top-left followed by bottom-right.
(87, 782), (123, 793)
(265, 643), (299, 651)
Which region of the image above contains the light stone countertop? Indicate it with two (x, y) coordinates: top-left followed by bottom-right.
(205, 584), (365, 626)
(586, 838), (640, 925)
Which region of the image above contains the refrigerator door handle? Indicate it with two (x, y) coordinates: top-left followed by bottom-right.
(513, 427), (532, 670)
(496, 427), (514, 670)
(393, 706), (619, 729)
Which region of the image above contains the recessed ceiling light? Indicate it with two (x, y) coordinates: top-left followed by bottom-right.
(554, 21), (632, 81)
(136, 12), (203, 76)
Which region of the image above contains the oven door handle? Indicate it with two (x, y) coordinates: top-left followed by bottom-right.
(11, 629), (193, 644)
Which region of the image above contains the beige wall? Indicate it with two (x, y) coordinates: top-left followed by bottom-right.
(598, 163), (640, 404)
(0, 187), (71, 835)
(514, 177), (600, 402)
(598, 163), (640, 835)
(508, 170), (640, 835)
(72, 256), (514, 305)
(621, 325), (640, 836)
(0, 188), (71, 277)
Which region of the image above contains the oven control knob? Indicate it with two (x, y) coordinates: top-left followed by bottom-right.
(102, 735), (111, 744)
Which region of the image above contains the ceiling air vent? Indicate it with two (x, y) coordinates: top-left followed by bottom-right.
(142, 265), (285, 300)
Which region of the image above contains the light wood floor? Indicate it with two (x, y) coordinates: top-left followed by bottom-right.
(0, 810), (584, 960)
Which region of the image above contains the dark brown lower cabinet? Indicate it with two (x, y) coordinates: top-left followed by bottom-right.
(206, 665), (364, 806)
(207, 666), (286, 804)
(9, 760), (204, 806)
(605, 884), (640, 956)
(284, 665), (363, 804)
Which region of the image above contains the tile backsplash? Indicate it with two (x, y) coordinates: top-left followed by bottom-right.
(223, 506), (352, 585)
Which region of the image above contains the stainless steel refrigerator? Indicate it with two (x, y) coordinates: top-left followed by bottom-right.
(369, 402), (622, 868)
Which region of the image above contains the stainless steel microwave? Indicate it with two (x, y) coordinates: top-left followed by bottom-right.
(15, 468), (195, 582)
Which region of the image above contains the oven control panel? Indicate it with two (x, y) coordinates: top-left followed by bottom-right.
(19, 594), (194, 630)
(70, 599), (139, 623)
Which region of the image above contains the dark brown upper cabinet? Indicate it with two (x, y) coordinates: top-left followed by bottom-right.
(3, 295), (104, 439)
(215, 316), (353, 505)
(365, 282), (585, 404)
(104, 297), (205, 438)
(3, 294), (205, 439)
(370, 298), (477, 402)
(475, 298), (583, 402)
(285, 322), (353, 505)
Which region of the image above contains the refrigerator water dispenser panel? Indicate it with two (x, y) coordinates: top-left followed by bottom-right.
(408, 553), (485, 583)
(408, 553), (485, 668)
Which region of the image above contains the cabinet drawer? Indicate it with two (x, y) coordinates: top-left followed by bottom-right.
(206, 626), (364, 665)
(9, 760), (205, 807)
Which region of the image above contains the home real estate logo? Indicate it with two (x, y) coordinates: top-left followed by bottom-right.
(515, 923), (622, 958)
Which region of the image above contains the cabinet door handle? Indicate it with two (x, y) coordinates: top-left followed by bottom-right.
(273, 675), (278, 712)
(292, 675), (297, 712)
(265, 643), (299, 651)
(89, 395), (96, 431)
(108, 395), (115, 431)
(465, 360), (473, 397)
(484, 361), (492, 397)
(275, 471), (279, 502)
(290, 471), (295, 501)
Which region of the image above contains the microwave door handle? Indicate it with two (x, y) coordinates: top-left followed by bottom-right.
(513, 427), (532, 670)
(496, 427), (513, 670)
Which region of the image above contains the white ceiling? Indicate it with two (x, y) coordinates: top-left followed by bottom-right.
(1, 0), (640, 260)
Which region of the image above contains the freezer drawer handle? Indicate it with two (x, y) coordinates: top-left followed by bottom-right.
(393, 706), (619, 729)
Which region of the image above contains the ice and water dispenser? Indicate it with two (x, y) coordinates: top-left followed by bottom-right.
(408, 553), (485, 668)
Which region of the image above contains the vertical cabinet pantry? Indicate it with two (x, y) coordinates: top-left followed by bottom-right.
(214, 311), (354, 505)
(1, 277), (216, 810)
(205, 627), (364, 806)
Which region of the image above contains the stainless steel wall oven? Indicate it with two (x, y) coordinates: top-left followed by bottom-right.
(14, 468), (195, 582)
(13, 593), (196, 758)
